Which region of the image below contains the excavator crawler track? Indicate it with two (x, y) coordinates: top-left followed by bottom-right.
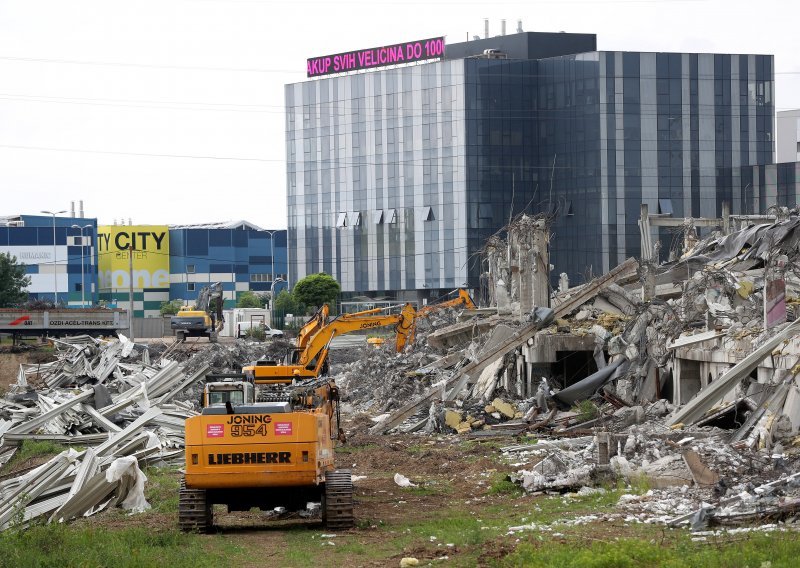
(323, 469), (354, 530)
(178, 478), (213, 533)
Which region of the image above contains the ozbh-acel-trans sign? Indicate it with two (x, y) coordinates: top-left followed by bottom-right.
(307, 37), (445, 78)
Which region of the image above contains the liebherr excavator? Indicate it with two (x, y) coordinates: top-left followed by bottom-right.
(179, 303), (416, 532)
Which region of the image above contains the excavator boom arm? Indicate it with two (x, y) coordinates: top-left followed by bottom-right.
(297, 303), (416, 367)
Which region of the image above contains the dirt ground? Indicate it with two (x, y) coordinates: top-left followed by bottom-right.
(213, 432), (527, 567)
(0, 344), (55, 391)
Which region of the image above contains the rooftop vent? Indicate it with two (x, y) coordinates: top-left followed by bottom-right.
(482, 49), (508, 59)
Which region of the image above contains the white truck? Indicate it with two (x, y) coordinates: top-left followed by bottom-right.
(235, 321), (284, 339)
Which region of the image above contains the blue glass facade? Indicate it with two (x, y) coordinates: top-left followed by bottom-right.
(0, 215), (98, 306)
(535, 51), (774, 277)
(168, 227), (287, 309)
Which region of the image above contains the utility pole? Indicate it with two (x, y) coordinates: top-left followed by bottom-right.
(41, 209), (66, 304)
(128, 244), (135, 341)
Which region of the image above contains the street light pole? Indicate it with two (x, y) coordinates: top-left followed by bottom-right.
(270, 277), (285, 311)
(72, 224), (92, 307)
(42, 210), (67, 305)
(265, 229), (279, 285)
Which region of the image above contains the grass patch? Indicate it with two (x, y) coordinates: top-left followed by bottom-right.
(143, 466), (181, 513)
(404, 483), (453, 497)
(627, 472), (651, 495)
(0, 523), (241, 568)
(488, 474), (524, 496)
(0, 440), (65, 474)
(408, 514), (499, 547)
(459, 439), (507, 453)
(500, 532), (800, 568)
(406, 444), (429, 455)
(571, 400), (599, 423)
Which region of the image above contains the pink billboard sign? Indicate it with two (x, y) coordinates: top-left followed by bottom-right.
(765, 277), (787, 329)
(307, 37), (445, 78)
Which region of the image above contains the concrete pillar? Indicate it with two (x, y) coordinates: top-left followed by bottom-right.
(532, 219), (550, 308)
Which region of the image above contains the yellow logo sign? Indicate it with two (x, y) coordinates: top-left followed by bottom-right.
(97, 226), (170, 290)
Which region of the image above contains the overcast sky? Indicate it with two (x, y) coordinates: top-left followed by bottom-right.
(0, 0), (797, 229)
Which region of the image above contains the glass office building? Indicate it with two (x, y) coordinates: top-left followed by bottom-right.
(287, 32), (774, 299)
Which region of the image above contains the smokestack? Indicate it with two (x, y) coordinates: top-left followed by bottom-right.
(501, 19), (506, 36)
(517, 19), (523, 33)
(128, 218), (132, 226)
(79, 200), (84, 218)
(484, 18), (489, 39)
(70, 201), (75, 218)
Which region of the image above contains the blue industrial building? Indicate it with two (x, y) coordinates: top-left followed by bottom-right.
(1, 216), (288, 311)
(168, 221), (288, 309)
(0, 214), (98, 307)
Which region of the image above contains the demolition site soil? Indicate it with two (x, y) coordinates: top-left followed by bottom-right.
(1, 345), (799, 566)
(2, 429), (800, 567)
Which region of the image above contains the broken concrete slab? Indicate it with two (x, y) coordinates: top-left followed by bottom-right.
(682, 450), (720, 487)
(370, 308), (555, 434)
(668, 319), (800, 427)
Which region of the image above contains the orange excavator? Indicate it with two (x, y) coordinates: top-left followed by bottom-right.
(417, 288), (476, 317)
(179, 303), (417, 532)
(242, 302), (416, 384)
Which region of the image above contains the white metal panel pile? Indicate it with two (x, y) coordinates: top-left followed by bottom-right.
(0, 335), (210, 530)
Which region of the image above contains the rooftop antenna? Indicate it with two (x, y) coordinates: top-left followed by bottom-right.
(517, 19), (523, 33)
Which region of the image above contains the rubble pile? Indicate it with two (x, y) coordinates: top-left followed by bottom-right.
(336, 348), (443, 415)
(502, 404), (800, 529)
(336, 214), (800, 531)
(0, 334), (271, 530)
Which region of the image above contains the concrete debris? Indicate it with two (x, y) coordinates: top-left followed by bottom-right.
(4, 213), (798, 532)
(0, 334), (266, 530)
(347, 215), (800, 531)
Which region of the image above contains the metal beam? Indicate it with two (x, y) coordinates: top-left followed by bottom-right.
(5, 389), (94, 435)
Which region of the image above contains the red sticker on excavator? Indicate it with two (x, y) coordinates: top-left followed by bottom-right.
(207, 424), (224, 437)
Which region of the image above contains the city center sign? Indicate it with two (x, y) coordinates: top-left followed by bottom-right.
(307, 37), (445, 78)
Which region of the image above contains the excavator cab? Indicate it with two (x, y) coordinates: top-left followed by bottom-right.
(199, 374), (254, 409)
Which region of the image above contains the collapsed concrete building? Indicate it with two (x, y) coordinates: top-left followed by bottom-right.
(345, 208), (800, 528)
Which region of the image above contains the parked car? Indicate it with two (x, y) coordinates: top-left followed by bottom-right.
(236, 321), (284, 339)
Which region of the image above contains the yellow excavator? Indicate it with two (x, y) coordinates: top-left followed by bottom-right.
(171, 282), (225, 342)
(242, 302), (416, 384)
(417, 288), (476, 317)
(179, 303), (417, 532)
